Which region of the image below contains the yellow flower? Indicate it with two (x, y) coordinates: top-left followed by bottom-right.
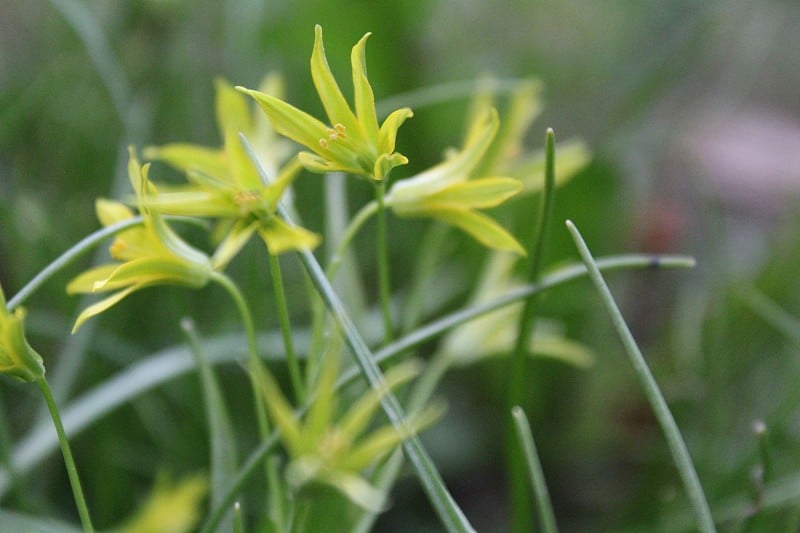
(385, 109), (526, 254)
(67, 151), (214, 333)
(0, 283), (45, 382)
(143, 76), (319, 264)
(238, 25), (413, 181)
(257, 354), (442, 511)
(119, 473), (208, 533)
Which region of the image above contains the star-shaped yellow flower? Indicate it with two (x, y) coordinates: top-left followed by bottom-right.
(238, 25), (413, 181)
(142, 77), (319, 265)
(385, 109), (526, 254)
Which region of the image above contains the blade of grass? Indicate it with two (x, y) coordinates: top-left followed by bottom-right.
(507, 128), (557, 533)
(739, 287), (800, 347)
(511, 406), (559, 533)
(241, 134), (476, 533)
(181, 318), (238, 522)
(565, 220), (715, 533)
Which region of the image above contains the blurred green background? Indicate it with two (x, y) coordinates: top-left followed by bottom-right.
(2, 0), (800, 530)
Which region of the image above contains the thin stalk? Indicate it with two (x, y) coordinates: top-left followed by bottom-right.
(566, 220), (715, 533)
(511, 406), (559, 533)
(507, 128), (557, 533)
(326, 200), (379, 282)
(268, 253), (305, 402)
(374, 181), (394, 342)
(36, 377), (94, 533)
(210, 271), (285, 528)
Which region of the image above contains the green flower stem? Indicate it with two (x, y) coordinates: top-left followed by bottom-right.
(566, 220), (716, 533)
(374, 181), (395, 342)
(268, 253), (305, 402)
(326, 200), (378, 281)
(209, 271), (285, 527)
(36, 376), (94, 533)
(507, 128), (556, 533)
(511, 406), (559, 533)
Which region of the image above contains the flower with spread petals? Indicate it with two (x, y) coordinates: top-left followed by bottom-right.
(385, 109), (526, 254)
(0, 283), (45, 382)
(143, 77), (319, 266)
(238, 25), (413, 182)
(67, 150), (214, 333)
(257, 354), (442, 511)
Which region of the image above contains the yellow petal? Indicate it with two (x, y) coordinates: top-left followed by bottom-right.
(351, 31), (379, 144)
(71, 283), (143, 333)
(143, 144), (229, 181)
(422, 177), (522, 210)
(96, 199), (135, 227)
(66, 264), (121, 294)
(426, 207), (526, 255)
(210, 220), (258, 270)
(214, 77), (252, 138)
(257, 218), (320, 255)
(310, 25), (359, 135)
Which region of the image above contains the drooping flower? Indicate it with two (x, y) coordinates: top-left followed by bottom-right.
(238, 25), (413, 182)
(385, 108), (526, 254)
(257, 353), (441, 511)
(143, 77), (319, 265)
(0, 283), (45, 382)
(67, 150), (214, 333)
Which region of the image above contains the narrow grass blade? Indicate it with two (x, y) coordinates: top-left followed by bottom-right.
(241, 133), (476, 533)
(507, 128), (557, 533)
(565, 220), (716, 533)
(740, 288), (800, 347)
(511, 406), (559, 533)
(181, 318), (238, 519)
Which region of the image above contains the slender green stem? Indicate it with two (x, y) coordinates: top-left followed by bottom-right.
(374, 181), (394, 342)
(566, 220), (715, 533)
(7, 217), (143, 312)
(507, 128), (557, 533)
(36, 377), (94, 533)
(326, 200), (379, 282)
(511, 406), (559, 533)
(268, 253), (305, 402)
(210, 271), (285, 528)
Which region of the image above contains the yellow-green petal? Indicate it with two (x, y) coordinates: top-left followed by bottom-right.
(421, 177), (522, 210)
(310, 25), (359, 135)
(143, 144), (229, 182)
(66, 264), (122, 294)
(71, 283), (144, 333)
(427, 207), (526, 255)
(96, 199), (135, 227)
(257, 218), (320, 255)
(211, 220), (258, 270)
(238, 88), (331, 158)
(255, 368), (303, 454)
(351, 31), (379, 144)
(377, 107), (413, 156)
(215, 77), (252, 138)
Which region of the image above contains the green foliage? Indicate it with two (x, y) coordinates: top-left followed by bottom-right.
(2, 2), (800, 532)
